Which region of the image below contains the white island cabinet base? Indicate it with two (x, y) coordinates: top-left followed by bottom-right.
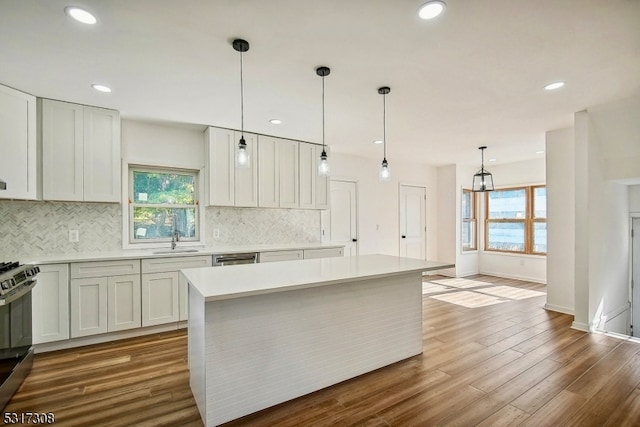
(183, 255), (453, 426)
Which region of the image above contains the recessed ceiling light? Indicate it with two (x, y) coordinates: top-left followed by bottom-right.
(418, 1), (446, 20)
(269, 119), (282, 125)
(91, 84), (111, 93)
(488, 158), (497, 162)
(65, 6), (97, 24)
(544, 81), (565, 91)
(373, 140), (383, 145)
(536, 150), (545, 154)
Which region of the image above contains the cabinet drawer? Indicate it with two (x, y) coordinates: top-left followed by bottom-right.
(71, 259), (140, 279)
(142, 255), (212, 274)
(303, 247), (344, 260)
(259, 250), (303, 263)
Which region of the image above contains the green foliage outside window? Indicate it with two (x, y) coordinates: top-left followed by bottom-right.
(130, 168), (198, 242)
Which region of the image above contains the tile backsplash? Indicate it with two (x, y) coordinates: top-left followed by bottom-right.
(204, 207), (320, 245)
(0, 200), (321, 259)
(0, 200), (122, 259)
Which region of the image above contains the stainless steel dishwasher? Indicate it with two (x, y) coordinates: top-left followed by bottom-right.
(212, 252), (258, 266)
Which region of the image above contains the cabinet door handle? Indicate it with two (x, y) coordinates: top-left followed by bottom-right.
(401, 235), (406, 239)
(352, 239), (358, 242)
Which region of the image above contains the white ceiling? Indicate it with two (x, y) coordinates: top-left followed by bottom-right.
(2, 0), (639, 167)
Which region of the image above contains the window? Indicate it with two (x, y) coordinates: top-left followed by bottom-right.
(462, 189), (477, 251)
(129, 167), (199, 243)
(485, 185), (546, 255)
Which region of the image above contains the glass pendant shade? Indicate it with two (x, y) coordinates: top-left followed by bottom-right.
(472, 169), (494, 192)
(318, 150), (330, 176)
(236, 137), (250, 168)
(379, 158), (391, 181)
(472, 146), (494, 192)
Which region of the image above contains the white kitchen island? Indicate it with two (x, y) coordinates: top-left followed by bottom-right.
(181, 254), (454, 426)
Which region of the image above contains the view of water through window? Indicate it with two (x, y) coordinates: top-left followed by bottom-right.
(486, 187), (546, 254)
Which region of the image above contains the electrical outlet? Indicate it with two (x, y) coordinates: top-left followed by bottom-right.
(69, 230), (79, 242)
(519, 259), (525, 266)
(213, 228), (220, 239)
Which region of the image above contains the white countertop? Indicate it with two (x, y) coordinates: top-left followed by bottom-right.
(182, 254), (454, 302)
(20, 242), (344, 264)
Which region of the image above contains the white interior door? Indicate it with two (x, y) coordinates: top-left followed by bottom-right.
(322, 179), (358, 256)
(399, 184), (426, 259)
(633, 218), (640, 338)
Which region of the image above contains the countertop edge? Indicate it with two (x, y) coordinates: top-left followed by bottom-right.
(19, 243), (345, 264)
(183, 256), (455, 302)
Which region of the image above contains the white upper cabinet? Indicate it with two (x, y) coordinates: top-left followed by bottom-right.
(41, 99), (120, 202)
(205, 127), (258, 207)
(258, 135), (280, 208)
(299, 142), (316, 209)
(315, 144), (330, 209)
(83, 106), (121, 202)
(0, 84), (37, 200)
(278, 139), (299, 208)
(205, 127), (234, 206)
(206, 126), (326, 210)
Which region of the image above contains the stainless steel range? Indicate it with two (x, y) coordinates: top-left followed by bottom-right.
(0, 262), (39, 409)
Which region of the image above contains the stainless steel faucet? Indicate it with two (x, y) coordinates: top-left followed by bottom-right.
(171, 213), (180, 250)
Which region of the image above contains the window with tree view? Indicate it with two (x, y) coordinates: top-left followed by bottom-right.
(130, 167), (198, 243)
(485, 185), (546, 255)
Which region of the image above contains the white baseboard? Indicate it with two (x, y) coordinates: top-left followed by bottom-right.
(571, 321), (590, 332)
(544, 303), (574, 316)
(34, 323), (181, 353)
(479, 269), (546, 284)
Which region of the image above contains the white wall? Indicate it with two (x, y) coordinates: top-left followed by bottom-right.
(573, 103), (636, 333)
(436, 164), (456, 276)
(329, 152), (438, 260)
(592, 182), (629, 333)
(545, 127), (575, 314)
(630, 185), (640, 212)
(478, 158), (547, 283)
(122, 119), (206, 170)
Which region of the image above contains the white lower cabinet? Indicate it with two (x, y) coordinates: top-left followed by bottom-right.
(141, 256), (212, 326)
(259, 247), (344, 263)
(259, 250), (303, 263)
(108, 274), (142, 332)
(70, 259), (141, 338)
(141, 272), (179, 327)
(303, 247), (344, 259)
(32, 264), (70, 344)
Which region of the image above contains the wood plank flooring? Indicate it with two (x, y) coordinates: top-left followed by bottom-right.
(6, 274), (640, 426)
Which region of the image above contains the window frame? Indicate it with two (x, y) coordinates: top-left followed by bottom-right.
(484, 185), (546, 255)
(461, 189), (478, 251)
(128, 165), (200, 245)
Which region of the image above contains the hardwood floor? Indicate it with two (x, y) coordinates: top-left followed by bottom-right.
(6, 274), (640, 426)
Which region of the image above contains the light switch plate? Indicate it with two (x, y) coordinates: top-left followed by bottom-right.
(69, 230), (80, 242)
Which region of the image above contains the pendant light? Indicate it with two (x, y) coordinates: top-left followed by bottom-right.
(472, 146), (495, 192)
(233, 39), (250, 168)
(378, 86), (391, 181)
(316, 66), (331, 176)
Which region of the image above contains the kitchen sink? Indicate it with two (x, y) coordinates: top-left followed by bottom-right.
(151, 249), (201, 255)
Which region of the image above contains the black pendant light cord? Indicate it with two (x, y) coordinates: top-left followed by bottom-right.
(240, 49), (244, 138)
(383, 92), (386, 160)
(322, 73), (325, 150)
